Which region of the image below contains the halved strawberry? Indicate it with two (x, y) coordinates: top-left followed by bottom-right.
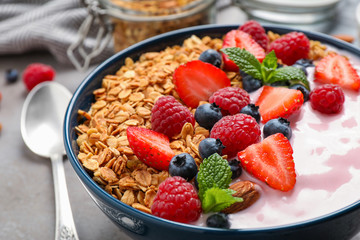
(173, 60), (231, 108)
(221, 30), (266, 71)
(127, 127), (175, 171)
(237, 133), (296, 192)
(314, 53), (360, 91)
(256, 86), (304, 123)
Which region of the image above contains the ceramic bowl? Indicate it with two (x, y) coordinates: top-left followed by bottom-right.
(64, 24), (360, 240)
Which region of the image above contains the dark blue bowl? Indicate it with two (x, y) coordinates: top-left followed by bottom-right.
(64, 24), (360, 240)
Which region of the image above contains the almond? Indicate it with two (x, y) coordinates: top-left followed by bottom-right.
(332, 34), (354, 43)
(222, 180), (260, 214)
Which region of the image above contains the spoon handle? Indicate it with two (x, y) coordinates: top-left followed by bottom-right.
(51, 153), (79, 240)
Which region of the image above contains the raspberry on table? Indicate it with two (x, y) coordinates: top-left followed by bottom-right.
(268, 32), (310, 65)
(210, 113), (261, 158)
(309, 84), (345, 114)
(239, 20), (269, 50)
(23, 63), (55, 91)
(151, 95), (195, 138)
(209, 87), (250, 116)
(151, 176), (202, 223)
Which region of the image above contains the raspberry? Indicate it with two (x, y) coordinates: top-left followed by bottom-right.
(209, 87), (250, 115)
(268, 32), (310, 65)
(210, 113), (261, 158)
(151, 176), (202, 223)
(23, 63), (55, 91)
(239, 20), (269, 50)
(309, 84), (345, 114)
(151, 96), (195, 138)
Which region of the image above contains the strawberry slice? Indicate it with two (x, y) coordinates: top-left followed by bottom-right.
(237, 133), (296, 192)
(221, 30), (266, 71)
(314, 53), (360, 91)
(173, 60), (231, 108)
(127, 127), (175, 171)
(256, 86), (304, 123)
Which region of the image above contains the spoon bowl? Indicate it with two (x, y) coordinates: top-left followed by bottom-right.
(21, 81), (79, 240)
(21, 82), (71, 157)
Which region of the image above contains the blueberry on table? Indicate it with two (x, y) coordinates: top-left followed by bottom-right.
(240, 103), (261, 123)
(263, 117), (292, 140)
(206, 213), (230, 229)
(169, 153), (198, 181)
(6, 69), (19, 84)
(195, 103), (222, 130)
(289, 84), (310, 102)
(228, 159), (242, 179)
(198, 138), (225, 160)
(199, 49), (222, 68)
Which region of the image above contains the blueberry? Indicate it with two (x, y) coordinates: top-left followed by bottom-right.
(206, 213), (230, 229)
(240, 104), (260, 123)
(195, 103), (222, 130)
(199, 49), (222, 68)
(194, 173), (199, 190)
(6, 69), (18, 84)
(169, 153), (198, 181)
(198, 138), (225, 160)
(263, 117), (292, 140)
(289, 84), (310, 102)
(277, 63), (284, 68)
(270, 81), (290, 87)
(228, 159), (242, 179)
(294, 58), (314, 68)
(242, 74), (263, 93)
(292, 59), (314, 76)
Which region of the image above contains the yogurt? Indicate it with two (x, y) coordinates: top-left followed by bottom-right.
(195, 52), (360, 229)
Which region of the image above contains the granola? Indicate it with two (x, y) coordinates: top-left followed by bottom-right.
(109, 0), (216, 51)
(75, 33), (327, 214)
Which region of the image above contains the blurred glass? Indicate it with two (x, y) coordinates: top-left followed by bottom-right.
(235, 0), (343, 32)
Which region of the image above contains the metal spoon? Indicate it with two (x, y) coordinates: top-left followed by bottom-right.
(21, 82), (79, 240)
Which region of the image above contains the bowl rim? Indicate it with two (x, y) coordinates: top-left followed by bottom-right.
(64, 23), (360, 233)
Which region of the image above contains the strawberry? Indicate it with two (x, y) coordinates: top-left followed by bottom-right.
(221, 30), (266, 71)
(127, 127), (175, 171)
(314, 53), (360, 91)
(237, 133), (296, 192)
(256, 86), (304, 123)
(173, 60), (231, 108)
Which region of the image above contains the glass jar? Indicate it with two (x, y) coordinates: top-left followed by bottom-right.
(100, 0), (217, 52)
(68, 0), (217, 71)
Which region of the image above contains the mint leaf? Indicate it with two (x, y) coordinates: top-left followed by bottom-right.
(269, 66), (310, 90)
(221, 47), (262, 79)
(261, 50), (277, 82)
(262, 50), (278, 70)
(221, 48), (310, 90)
(202, 188), (243, 213)
(197, 153), (232, 200)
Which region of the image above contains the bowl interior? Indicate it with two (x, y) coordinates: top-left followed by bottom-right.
(64, 24), (360, 234)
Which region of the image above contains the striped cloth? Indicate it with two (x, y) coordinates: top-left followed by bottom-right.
(0, 0), (114, 66)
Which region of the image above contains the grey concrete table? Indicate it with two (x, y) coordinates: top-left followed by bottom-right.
(0, 1), (359, 239)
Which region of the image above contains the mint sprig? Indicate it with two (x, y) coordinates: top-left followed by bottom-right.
(197, 153), (242, 213)
(197, 153), (232, 200)
(201, 188), (242, 213)
(221, 48), (310, 90)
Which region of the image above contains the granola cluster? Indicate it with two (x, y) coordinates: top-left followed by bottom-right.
(75, 33), (327, 214)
